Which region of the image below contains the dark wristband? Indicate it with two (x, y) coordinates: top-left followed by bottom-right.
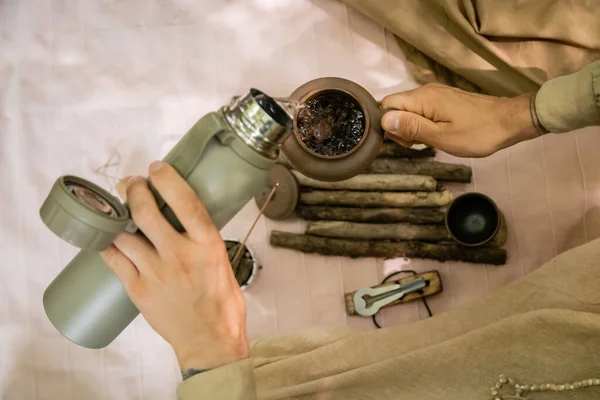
(181, 368), (210, 380)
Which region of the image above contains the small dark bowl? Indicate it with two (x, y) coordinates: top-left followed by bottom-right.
(445, 193), (500, 247)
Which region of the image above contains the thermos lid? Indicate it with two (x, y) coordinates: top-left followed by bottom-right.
(39, 176), (131, 251)
(254, 164), (299, 220)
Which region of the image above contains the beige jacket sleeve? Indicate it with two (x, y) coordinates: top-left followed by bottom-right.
(176, 358), (256, 400)
(535, 60), (600, 133)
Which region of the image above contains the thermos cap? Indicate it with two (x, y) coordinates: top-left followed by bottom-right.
(40, 176), (131, 251)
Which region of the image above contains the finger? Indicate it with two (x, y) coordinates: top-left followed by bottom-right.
(113, 232), (159, 277)
(381, 110), (440, 146)
(126, 175), (180, 249)
(146, 161), (219, 244)
(381, 84), (447, 112)
(381, 88), (421, 112)
(115, 176), (132, 201)
(383, 132), (424, 148)
(385, 133), (414, 148)
(100, 244), (139, 291)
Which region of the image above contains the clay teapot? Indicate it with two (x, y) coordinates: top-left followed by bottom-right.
(280, 77), (384, 182)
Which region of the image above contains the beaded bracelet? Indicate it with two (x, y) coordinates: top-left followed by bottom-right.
(529, 92), (550, 135)
(490, 374), (600, 399)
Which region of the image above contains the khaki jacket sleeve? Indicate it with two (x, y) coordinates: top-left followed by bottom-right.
(176, 358), (257, 400)
(535, 60), (600, 133)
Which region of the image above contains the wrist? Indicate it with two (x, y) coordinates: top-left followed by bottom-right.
(176, 336), (250, 371)
(498, 92), (542, 148)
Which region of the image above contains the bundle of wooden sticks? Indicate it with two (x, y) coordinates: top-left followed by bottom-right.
(270, 141), (508, 265)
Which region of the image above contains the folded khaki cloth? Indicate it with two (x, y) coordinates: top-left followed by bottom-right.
(346, 0), (600, 96)
(180, 237), (600, 399)
(177, 60), (600, 400)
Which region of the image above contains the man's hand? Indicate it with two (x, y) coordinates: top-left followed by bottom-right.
(100, 161), (249, 372)
(381, 84), (542, 158)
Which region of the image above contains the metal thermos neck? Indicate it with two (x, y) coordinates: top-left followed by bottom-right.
(223, 89), (293, 159)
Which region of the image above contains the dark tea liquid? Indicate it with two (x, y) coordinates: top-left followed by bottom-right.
(296, 90), (365, 157)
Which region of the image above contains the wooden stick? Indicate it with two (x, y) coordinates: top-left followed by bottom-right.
(365, 159), (472, 182)
(379, 142), (435, 158)
(306, 221), (451, 241)
(227, 244), (243, 276)
(296, 205), (447, 224)
(270, 231), (507, 265)
(231, 183), (279, 267)
(291, 171), (437, 192)
(300, 190), (453, 208)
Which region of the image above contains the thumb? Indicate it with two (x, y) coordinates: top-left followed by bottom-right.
(381, 111), (439, 145)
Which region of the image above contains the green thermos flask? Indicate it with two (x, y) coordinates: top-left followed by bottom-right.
(39, 89), (292, 349)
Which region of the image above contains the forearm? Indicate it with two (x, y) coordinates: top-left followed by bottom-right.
(177, 358), (257, 400)
(534, 60), (600, 133)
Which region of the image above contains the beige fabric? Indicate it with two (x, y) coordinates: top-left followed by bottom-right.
(177, 61), (600, 400)
(179, 237), (600, 399)
(536, 60), (600, 132)
(344, 0), (600, 96)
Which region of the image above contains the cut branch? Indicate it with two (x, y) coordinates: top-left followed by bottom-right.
(270, 231), (507, 265)
(379, 142), (435, 158)
(296, 206), (446, 224)
(300, 190), (452, 208)
(365, 159), (472, 182)
(291, 171), (437, 192)
(307, 221), (451, 241)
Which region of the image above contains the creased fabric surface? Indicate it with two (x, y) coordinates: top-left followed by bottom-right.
(1, 1), (600, 400)
(345, 0), (600, 96)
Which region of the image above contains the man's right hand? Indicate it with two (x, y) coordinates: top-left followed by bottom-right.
(101, 162), (249, 374)
(381, 84), (542, 158)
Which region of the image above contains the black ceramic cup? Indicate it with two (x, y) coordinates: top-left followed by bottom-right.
(445, 192), (501, 247)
